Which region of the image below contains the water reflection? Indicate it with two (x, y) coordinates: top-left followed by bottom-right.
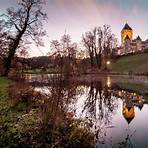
(32, 75), (148, 147)
(106, 76), (111, 88)
(123, 98), (135, 124)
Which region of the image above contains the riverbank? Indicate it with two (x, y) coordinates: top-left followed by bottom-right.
(0, 77), (10, 99)
(0, 77), (96, 147)
(25, 73), (148, 99)
(110, 52), (148, 74)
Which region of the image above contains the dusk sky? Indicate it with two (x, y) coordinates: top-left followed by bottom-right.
(0, 0), (148, 56)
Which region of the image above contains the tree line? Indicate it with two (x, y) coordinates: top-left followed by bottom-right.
(0, 0), (117, 77)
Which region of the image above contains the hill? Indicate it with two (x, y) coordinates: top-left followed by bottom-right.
(110, 53), (148, 73)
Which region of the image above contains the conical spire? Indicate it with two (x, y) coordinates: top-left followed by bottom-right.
(122, 23), (132, 31)
(136, 36), (142, 41)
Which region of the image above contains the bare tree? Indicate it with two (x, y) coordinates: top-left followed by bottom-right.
(82, 25), (117, 69)
(98, 25), (117, 69)
(50, 34), (77, 77)
(82, 31), (95, 68)
(0, 0), (47, 76)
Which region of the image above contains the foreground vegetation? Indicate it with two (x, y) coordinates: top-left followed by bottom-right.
(110, 53), (148, 74)
(0, 77), (95, 147)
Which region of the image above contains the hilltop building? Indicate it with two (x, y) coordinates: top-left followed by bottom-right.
(121, 23), (133, 46)
(117, 23), (148, 55)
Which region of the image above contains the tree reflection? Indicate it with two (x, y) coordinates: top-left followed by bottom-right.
(82, 80), (118, 141)
(39, 80), (82, 127)
(82, 82), (102, 120)
(29, 75), (148, 147)
(118, 133), (134, 148)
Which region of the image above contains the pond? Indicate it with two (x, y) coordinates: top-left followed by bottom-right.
(28, 74), (148, 148)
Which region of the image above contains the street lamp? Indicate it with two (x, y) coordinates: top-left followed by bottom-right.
(106, 60), (111, 65)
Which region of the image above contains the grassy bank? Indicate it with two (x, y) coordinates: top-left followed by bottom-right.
(0, 78), (29, 147)
(117, 82), (148, 95)
(0, 77), (9, 86)
(110, 53), (148, 73)
(0, 77), (10, 99)
(0, 77), (10, 118)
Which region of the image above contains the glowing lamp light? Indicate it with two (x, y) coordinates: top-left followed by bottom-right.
(106, 61), (111, 65)
(106, 76), (111, 88)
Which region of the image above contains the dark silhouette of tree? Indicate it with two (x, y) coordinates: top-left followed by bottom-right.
(0, 0), (47, 76)
(81, 81), (119, 141)
(50, 34), (77, 77)
(82, 31), (95, 68)
(82, 25), (117, 69)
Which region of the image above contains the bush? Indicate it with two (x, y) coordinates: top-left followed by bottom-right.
(0, 81), (96, 147)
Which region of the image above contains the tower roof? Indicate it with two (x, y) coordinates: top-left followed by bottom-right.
(145, 39), (148, 43)
(122, 23), (132, 31)
(125, 117), (134, 124)
(136, 36), (142, 41)
(138, 105), (143, 111)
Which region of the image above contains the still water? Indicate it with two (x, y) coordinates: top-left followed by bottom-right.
(30, 75), (148, 148)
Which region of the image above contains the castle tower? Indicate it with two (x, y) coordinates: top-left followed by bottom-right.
(121, 23), (133, 47)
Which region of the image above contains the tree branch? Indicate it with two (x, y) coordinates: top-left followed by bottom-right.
(14, 23), (21, 32)
(27, 19), (38, 25)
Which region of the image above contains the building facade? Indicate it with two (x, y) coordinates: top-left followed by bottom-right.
(117, 23), (148, 55)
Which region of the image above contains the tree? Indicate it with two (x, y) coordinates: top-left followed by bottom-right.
(98, 25), (117, 69)
(0, 0), (47, 76)
(18, 48), (29, 74)
(82, 31), (95, 68)
(82, 25), (117, 69)
(50, 34), (77, 77)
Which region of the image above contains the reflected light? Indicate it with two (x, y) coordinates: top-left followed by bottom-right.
(118, 50), (121, 55)
(123, 102), (135, 124)
(107, 76), (111, 87)
(118, 91), (122, 96)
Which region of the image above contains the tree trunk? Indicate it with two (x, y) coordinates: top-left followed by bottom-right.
(3, 20), (28, 76)
(94, 49), (100, 69)
(3, 33), (24, 76)
(90, 51), (94, 68)
(3, 4), (30, 77)
(3, 48), (16, 76)
(90, 56), (94, 68)
(97, 54), (102, 69)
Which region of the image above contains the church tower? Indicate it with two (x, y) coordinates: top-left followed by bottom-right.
(121, 23), (133, 46)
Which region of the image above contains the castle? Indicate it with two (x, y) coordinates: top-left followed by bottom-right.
(117, 23), (148, 55)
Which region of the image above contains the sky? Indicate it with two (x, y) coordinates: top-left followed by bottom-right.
(0, 0), (148, 57)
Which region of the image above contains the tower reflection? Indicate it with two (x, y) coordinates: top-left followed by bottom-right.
(122, 99), (135, 124)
